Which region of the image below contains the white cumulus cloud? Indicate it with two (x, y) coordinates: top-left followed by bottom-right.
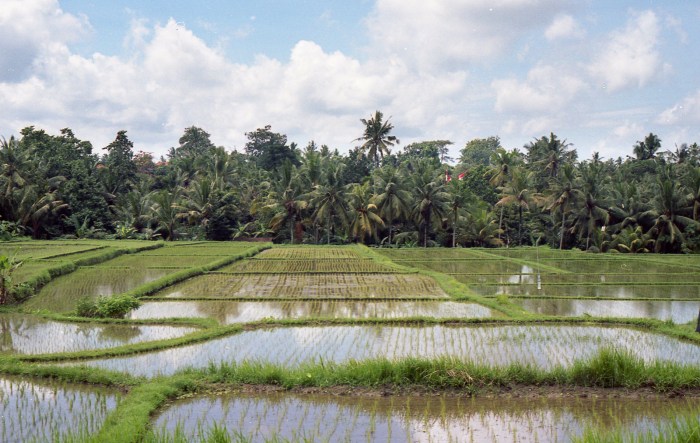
(588, 10), (663, 92)
(545, 15), (584, 40)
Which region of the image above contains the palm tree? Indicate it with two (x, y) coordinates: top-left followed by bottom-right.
(0, 136), (30, 202)
(308, 163), (349, 244)
(571, 161), (610, 250)
(176, 177), (215, 229)
(446, 179), (475, 247)
(496, 167), (541, 246)
(355, 110), (399, 166)
(461, 208), (504, 247)
(151, 188), (182, 240)
(14, 185), (68, 239)
(411, 170), (450, 247)
(487, 147), (522, 235)
(348, 182), (384, 244)
(633, 133), (662, 161)
(546, 164), (582, 249)
(683, 166), (700, 222)
(639, 177), (696, 252)
(267, 160), (307, 243)
(373, 166), (411, 244)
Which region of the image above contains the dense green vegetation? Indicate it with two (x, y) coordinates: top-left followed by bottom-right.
(2, 119), (699, 252)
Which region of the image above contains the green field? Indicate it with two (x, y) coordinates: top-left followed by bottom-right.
(1, 241), (699, 442)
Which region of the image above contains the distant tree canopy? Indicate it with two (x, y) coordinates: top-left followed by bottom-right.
(1, 121), (698, 253)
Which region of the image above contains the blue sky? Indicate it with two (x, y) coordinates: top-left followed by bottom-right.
(1, 0), (699, 161)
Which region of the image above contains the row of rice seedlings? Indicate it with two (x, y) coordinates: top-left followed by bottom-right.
(130, 300), (496, 323)
(537, 258), (699, 274)
(455, 272), (700, 285)
(150, 391), (700, 443)
(137, 244), (266, 257)
(468, 283), (700, 299)
(23, 267), (174, 313)
(217, 258), (400, 274)
(0, 376), (121, 443)
(0, 313), (197, 355)
(159, 273), (449, 299)
(376, 248), (486, 261)
(0, 244), (103, 260)
(70, 324), (700, 377)
(92, 254), (226, 269)
(256, 247), (363, 260)
(402, 260), (532, 275)
(516, 298), (700, 324)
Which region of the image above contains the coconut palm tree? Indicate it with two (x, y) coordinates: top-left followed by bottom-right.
(411, 170), (450, 247)
(267, 160), (307, 243)
(639, 177), (696, 252)
(496, 167), (542, 246)
(348, 182), (384, 244)
(308, 163), (349, 244)
(546, 163), (583, 249)
(150, 188), (182, 240)
(355, 110), (399, 166)
(373, 166), (411, 245)
(446, 179), (475, 247)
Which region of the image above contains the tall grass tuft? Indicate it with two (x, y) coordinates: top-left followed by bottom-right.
(570, 347), (645, 388)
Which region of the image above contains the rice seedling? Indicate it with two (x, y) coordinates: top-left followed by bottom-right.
(149, 391), (700, 443)
(218, 258), (400, 274)
(469, 284), (700, 299)
(0, 375), (121, 443)
(68, 324), (700, 377)
(157, 273), (448, 299)
(0, 312), (197, 355)
(516, 299), (700, 323)
(129, 300), (496, 323)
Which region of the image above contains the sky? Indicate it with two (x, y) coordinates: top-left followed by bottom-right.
(1, 0), (699, 162)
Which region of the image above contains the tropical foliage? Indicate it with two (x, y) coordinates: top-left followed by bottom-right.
(1, 120), (699, 252)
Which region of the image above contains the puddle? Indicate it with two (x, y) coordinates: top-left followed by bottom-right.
(517, 299), (700, 323)
(69, 325), (700, 377)
(152, 391), (699, 443)
(129, 300), (495, 323)
(23, 267), (172, 312)
(0, 375), (120, 443)
(470, 284), (700, 299)
(159, 274), (448, 299)
(0, 313), (197, 355)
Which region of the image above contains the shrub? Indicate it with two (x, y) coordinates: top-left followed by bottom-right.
(76, 294), (141, 318)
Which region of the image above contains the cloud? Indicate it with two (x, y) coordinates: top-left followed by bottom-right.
(588, 10), (663, 92)
(365, 0), (572, 69)
(0, 0), (88, 82)
(657, 90), (700, 125)
(545, 15), (584, 40)
(492, 65), (586, 113)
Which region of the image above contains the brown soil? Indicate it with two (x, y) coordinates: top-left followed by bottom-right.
(195, 383), (700, 400)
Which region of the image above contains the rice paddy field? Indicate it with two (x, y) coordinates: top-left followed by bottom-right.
(1, 241), (699, 442)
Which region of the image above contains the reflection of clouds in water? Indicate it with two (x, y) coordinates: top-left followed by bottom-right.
(0, 313), (194, 354)
(130, 301), (494, 323)
(154, 394), (697, 443)
(74, 325), (700, 378)
(518, 299), (699, 323)
(0, 376), (119, 443)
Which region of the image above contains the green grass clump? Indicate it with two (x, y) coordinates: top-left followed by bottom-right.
(76, 294), (141, 318)
(575, 409), (700, 442)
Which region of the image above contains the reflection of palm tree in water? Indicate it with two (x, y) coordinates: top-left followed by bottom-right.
(0, 314), (14, 352)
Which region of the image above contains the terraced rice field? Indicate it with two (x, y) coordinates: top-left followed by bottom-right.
(69, 324), (700, 377)
(0, 313), (196, 354)
(379, 247), (700, 322)
(158, 273), (447, 299)
(152, 392), (700, 443)
(0, 375), (121, 443)
(130, 300), (495, 323)
(2, 241), (700, 442)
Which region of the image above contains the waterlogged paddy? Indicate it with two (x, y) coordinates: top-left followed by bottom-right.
(517, 299), (700, 323)
(0, 313), (197, 354)
(470, 284), (700, 299)
(152, 392), (700, 443)
(24, 267), (172, 312)
(129, 300), (495, 323)
(219, 258), (398, 273)
(0, 376), (120, 443)
(69, 325), (700, 377)
(159, 274), (448, 299)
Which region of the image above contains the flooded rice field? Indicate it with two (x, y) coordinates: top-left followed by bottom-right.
(69, 324), (700, 377)
(152, 391), (700, 443)
(0, 375), (121, 443)
(129, 300), (496, 323)
(23, 267), (173, 312)
(470, 283), (700, 299)
(517, 298), (700, 323)
(158, 273), (448, 299)
(0, 313), (196, 354)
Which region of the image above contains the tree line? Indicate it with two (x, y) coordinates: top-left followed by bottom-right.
(1, 111), (699, 253)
